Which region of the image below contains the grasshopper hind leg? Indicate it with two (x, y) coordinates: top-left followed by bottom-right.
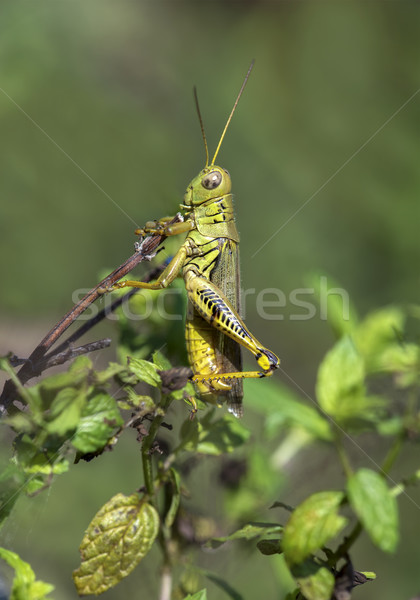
(185, 269), (280, 377)
(186, 307), (244, 417)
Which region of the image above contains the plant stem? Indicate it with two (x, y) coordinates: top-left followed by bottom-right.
(390, 469), (420, 497)
(141, 397), (172, 497)
(140, 397), (175, 599)
(159, 565), (172, 600)
(333, 521), (363, 561)
(381, 433), (404, 476)
(334, 433), (353, 479)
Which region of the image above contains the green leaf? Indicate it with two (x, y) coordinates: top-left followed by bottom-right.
(178, 414), (249, 455)
(347, 468), (399, 552)
(321, 394), (387, 428)
(72, 392), (123, 454)
(70, 355), (93, 372)
(245, 378), (332, 441)
(24, 460), (69, 477)
(95, 362), (126, 385)
(128, 358), (161, 387)
(11, 436), (69, 493)
(178, 417), (200, 451)
(291, 559), (335, 600)
(206, 523), (282, 549)
(2, 412), (37, 434)
(73, 493), (159, 595)
(0, 547), (54, 599)
(118, 388), (156, 413)
(183, 590), (207, 600)
(40, 356), (91, 393)
(196, 415), (250, 455)
(378, 343), (419, 371)
(46, 387), (86, 435)
(12, 435), (43, 468)
(283, 491), (347, 564)
(354, 306), (404, 372)
(268, 403), (332, 442)
(0, 464), (26, 528)
(377, 343), (420, 387)
(316, 336), (365, 420)
(376, 416), (404, 436)
(25, 477), (46, 496)
(152, 350), (172, 371)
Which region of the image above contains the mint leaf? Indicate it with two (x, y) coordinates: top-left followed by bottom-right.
(347, 468), (399, 552)
(73, 493), (159, 595)
(72, 392), (123, 454)
(283, 491), (347, 564)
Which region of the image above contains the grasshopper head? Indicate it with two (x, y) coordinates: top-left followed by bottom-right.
(183, 165), (232, 207)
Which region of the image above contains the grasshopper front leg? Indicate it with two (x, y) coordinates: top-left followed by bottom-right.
(109, 236), (197, 292)
(107, 220), (195, 292)
(135, 214), (193, 238)
(184, 268), (280, 391)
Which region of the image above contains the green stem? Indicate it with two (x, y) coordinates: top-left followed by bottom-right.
(380, 387), (416, 479)
(142, 398), (176, 600)
(380, 433), (404, 476)
(141, 397), (172, 498)
(332, 521), (363, 561)
(334, 433), (353, 479)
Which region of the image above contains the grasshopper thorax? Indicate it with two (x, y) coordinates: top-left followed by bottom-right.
(183, 165), (232, 208)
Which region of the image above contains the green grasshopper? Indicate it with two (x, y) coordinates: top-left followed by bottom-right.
(111, 62), (280, 417)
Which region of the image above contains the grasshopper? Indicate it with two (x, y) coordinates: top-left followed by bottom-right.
(111, 62), (280, 417)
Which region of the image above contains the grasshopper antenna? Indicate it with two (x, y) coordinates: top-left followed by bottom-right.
(211, 59), (255, 166)
(193, 86), (209, 168)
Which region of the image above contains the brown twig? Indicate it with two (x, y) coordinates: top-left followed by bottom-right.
(39, 339), (112, 371)
(43, 261), (167, 361)
(0, 214), (183, 413)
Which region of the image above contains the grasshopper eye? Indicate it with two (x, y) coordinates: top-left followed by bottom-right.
(202, 171), (222, 190)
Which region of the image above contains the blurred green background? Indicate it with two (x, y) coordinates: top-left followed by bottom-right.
(1, 1), (420, 599)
